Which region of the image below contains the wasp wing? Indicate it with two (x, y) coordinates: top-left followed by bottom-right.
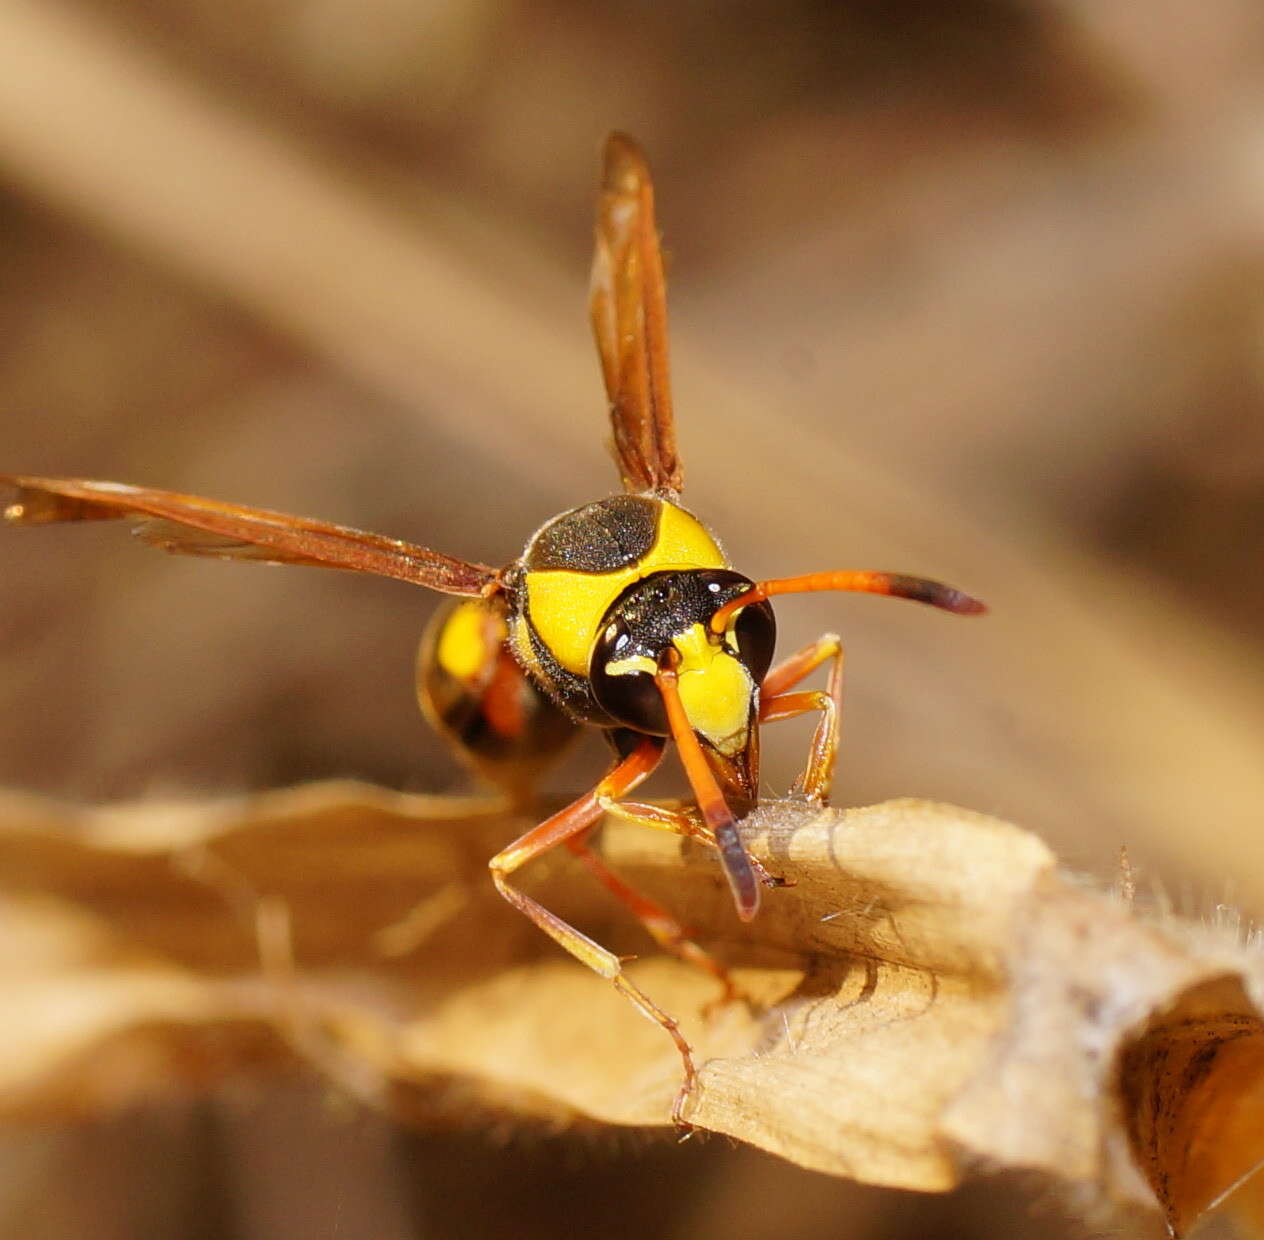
(590, 132), (683, 497)
(1, 476), (497, 596)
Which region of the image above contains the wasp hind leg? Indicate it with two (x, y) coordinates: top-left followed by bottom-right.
(487, 735), (699, 1125)
(566, 828), (747, 1013)
(758, 633), (845, 802)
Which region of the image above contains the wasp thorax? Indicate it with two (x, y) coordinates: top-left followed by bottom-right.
(589, 569), (776, 737)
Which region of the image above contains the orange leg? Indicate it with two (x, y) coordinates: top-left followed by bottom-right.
(488, 735), (698, 1124)
(565, 833), (744, 1009)
(598, 795), (786, 889)
(759, 633), (844, 802)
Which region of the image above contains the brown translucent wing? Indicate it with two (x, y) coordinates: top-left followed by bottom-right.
(590, 132), (683, 497)
(1, 476), (498, 596)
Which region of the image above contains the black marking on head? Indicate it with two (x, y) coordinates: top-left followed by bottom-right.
(587, 569), (775, 736)
(604, 726), (666, 764)
(598, 569), (765, 665)
(525, 495), (659, 574)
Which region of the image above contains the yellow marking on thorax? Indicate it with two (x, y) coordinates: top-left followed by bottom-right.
(525, 502), (726, 675)
(510, 612), (542, 679)
(435, 599), (493, 682)
(673, 624), (753, 756)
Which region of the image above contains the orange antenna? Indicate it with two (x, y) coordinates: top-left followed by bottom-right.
(711, 570), (986, 634)
(656, 660), (759, 922)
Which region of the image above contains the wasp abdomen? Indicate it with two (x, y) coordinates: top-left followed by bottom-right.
(418, 597), (578, 802)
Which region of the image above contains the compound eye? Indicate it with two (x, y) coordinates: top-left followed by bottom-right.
(729, 599), (776, 685)
(589, 621), (669, 735)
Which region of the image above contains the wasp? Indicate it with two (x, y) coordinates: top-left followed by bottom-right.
(2, 133), (984, 1123)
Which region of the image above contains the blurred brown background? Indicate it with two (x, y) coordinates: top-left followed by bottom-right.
(1, 0), (1262, 1236)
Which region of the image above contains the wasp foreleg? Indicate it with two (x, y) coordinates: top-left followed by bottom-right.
(487, 736), (698, 1125)
(596, 795), (784, 889)
(758, 632), (845, 802)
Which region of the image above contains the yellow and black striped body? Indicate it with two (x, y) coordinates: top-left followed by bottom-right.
(503, 494), (777, 813)
(506, 495), (726, 724)
(0, 134), (988, 1120)
(418, 596), (578, 803)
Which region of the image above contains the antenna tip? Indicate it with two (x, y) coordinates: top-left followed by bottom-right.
(946, 591), (988, 616)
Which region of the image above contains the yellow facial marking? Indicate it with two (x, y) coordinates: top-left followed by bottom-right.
(672, 624), (753, 756)
(525, 501), (726, 675)
(604, 654), (658, 678)
(435, 599), (494, 682)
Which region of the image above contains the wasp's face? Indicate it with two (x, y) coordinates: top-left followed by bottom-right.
(589, 570), (776, 803)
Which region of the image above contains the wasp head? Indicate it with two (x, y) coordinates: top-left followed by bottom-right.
(589, 569), (775, 815)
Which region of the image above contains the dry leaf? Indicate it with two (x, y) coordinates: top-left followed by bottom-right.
(0, 782), (1261, 1235)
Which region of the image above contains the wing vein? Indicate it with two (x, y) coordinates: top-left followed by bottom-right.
(1, 476), (497, 596)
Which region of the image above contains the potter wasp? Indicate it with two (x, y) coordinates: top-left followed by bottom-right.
(3, 133), (984, 1123)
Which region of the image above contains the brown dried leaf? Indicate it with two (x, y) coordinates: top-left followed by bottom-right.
(0, 782), (1261, 1235)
